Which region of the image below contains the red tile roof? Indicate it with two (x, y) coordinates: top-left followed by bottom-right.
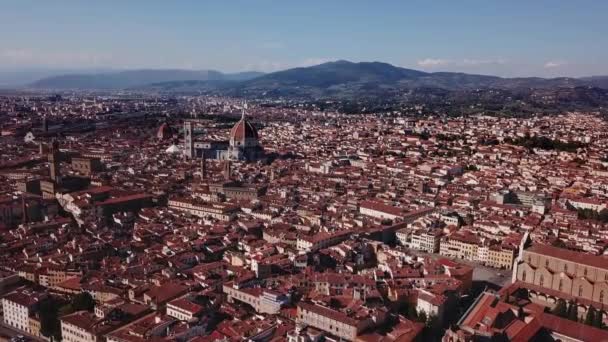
(527, 244), (608, 270)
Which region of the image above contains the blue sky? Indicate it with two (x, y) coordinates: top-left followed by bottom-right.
(1, 0), (606, 77)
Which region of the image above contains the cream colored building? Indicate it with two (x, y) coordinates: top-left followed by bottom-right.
(296, 302), (385, 341)
(2, 289), (47, 334)
(168, 198), (239, 221)
(484, 245), (516, 269)
(223, 283), (288, 314)
(61, 311), (98, 342)
(296, 230), (350, 252)
(409, 229), (442, 253)
(439, 232), (480, 261)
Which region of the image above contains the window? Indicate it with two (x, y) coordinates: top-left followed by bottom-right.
(559, 279), (563, 291)
(545, 260), (549, 268)
(579, 285), (583, 297)
(539, 275), (544, 287)
(601, 291), (605, 303)
(564, 264), (568, 272)
(584, 268), (588, 277)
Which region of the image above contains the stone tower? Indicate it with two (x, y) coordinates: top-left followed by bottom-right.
(48, 139), (61, 184)
(223, 160), (231, 181)
(184, 121), (193, 159)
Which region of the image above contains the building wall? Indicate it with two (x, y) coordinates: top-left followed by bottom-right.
(2, 299), (31, 333)
(296, 306), (358, 341)
(411, 233), (440, 253)
(515, 249), (608, 305)
(439, 239), (478, 261)
(166, 304), (195, 321)
(29, 317), (41, 337)
(486, 248), (515, 269)
(416, 298), (444, 321)
(359, 207), (400, 221)
(61, 321), (96, 342)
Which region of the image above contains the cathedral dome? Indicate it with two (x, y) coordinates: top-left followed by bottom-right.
(230, 118), (259, 143)
(157, 122), (173, 140)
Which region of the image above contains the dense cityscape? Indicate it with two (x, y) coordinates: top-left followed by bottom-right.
(0, 92), (607, 342)
(2, 2), (608, 342)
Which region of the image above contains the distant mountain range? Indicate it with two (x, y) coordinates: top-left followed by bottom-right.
(227, 61), (607, 97)
(21, 61), (608, 99)
(29, 69), (265, 89)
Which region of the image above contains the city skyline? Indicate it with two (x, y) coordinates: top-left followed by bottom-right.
(1, 0), (607, 77)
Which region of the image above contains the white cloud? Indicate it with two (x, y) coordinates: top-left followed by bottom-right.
(544, 60), (566, 68)
(416, 58), (508, 68)
(417, 58), (450, 67)
(463, 58), (507, 65)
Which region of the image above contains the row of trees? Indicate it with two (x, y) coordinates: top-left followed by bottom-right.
(551, 299), (604, 329)
(39, 292), (95, 341)
(396, 302), (442, 340)
(479, 135), (588, 153)
(506, 135), (587, 152)
(577, 208), (608, 223)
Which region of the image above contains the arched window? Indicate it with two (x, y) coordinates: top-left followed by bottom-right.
(522, 271), (527, 282)
(540, 275), (544, 287)
(579, 285), (584, 297)
(601, 291), (605, 303)
(559, 279), (563, 291)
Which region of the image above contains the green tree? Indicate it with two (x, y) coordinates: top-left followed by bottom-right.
(585, 307), (596, 326)
(72, 292), (95, 312)
(39, 297), (62, 341)
(593, 310), (604, 328)
(567, 301), (579, 321)
(424, 315), (441, 341)
(407, 305), (418, 320)
(417, 310), (428, 323)
(551, 299), (568, 318)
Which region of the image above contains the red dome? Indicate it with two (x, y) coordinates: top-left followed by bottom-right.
(157, 123), (173, 140)
(230, 118), (258, 141)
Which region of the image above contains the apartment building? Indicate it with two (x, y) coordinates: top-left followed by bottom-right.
(223, 283), (288, 314)
(410, 229), (442, 253)
(296, 302), (386, 341)
(2, 289), (47, 334)
(439, 231), (480, 260)
(296, 230), (351, 252)
(168, 197), (239, 221)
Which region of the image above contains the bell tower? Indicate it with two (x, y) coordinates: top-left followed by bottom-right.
(184, 121), (193, 159)
(48, 139), (61, 184)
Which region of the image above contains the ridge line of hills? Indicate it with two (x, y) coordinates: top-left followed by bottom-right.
(22, 60), (608, 98)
